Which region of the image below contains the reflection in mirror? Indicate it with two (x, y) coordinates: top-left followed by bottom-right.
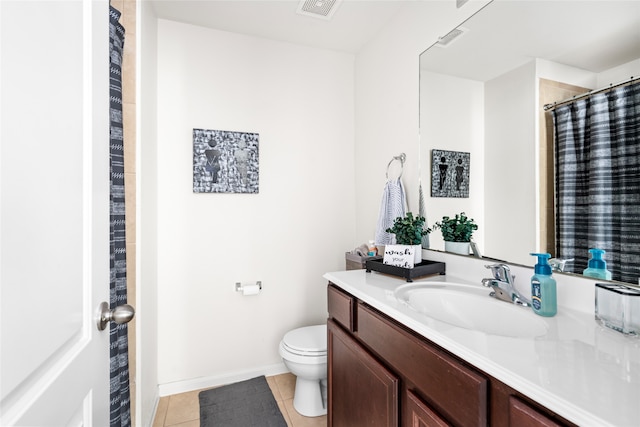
(419, 0), (640, 283)
(550, 78), (640, 283)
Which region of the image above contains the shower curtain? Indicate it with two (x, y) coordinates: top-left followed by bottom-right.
(553, 81), (640, 283)
(109, 5), (131, 427)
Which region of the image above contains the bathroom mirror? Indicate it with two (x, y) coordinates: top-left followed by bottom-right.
(419, 0), (640, 282)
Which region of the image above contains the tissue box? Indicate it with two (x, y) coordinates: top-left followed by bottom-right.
(595, 283), (640, 335)
(345, 252), (381, 270)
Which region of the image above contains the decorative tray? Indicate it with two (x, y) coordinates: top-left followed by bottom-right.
(365, 258), (446, 282)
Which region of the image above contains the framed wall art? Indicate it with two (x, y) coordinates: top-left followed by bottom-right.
(431, 149), (470, 198)
(193, 128), (259, 193)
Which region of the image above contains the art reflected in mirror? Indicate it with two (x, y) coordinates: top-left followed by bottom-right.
(430, 149), (470, 198)
(418, 0), (640, 283)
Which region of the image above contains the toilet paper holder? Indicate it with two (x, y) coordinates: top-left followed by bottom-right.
(235, 281), (262, 292)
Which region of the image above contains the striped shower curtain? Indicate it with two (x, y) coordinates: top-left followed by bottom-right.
(109, 5), (131, 427)
(553, 81), (640, 283)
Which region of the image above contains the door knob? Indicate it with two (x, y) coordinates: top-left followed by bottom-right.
(96, 302), (135, 331)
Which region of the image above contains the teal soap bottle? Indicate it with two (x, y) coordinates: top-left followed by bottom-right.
(530, 253), (557, 317)
(583, 248), (612, 280)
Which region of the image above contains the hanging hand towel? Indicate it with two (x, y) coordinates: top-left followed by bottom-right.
(418, 182), (430, 249)
(375, 178), (407, 245)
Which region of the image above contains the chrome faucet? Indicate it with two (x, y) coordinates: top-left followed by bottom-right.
(481, 263), (531, 307)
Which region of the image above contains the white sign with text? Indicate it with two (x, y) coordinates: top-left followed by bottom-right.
(383, 245), (415, 269)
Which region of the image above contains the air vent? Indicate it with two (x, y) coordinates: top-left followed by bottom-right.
(297, 0), (343, 20)
(435, 27), (468, 48)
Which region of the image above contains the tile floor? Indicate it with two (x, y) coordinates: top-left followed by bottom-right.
(152, 373), (326, 427)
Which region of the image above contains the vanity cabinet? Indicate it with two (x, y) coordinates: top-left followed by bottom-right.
(405, 389), (450, 427)
(508, 396), (564, 427)
(328, 320), (399, 426)
(327, 284), (575, 427)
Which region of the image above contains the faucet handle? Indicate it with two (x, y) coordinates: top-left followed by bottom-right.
(549, 258), (574, 272)
(484, 263), (513, 283)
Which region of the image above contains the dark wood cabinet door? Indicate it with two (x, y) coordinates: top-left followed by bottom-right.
(328, 319), (399, 427)
(405, 390), (452, 427)
(357, 303), (488, 427)
(509, 396), (564, 427)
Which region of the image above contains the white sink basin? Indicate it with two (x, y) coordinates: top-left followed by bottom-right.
(394, 282), (548, 338)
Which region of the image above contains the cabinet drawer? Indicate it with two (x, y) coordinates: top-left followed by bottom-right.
(357, 303), (488, 427)
(328, 284), (355, 332)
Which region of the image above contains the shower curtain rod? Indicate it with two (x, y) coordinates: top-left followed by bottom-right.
(543, 76), (639, 111)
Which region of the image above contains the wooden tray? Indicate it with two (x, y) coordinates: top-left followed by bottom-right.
(365, 258), (446, 282)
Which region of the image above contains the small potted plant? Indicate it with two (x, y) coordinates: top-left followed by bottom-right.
(430, 212), (478, 255)
(386, 212), (430, 264)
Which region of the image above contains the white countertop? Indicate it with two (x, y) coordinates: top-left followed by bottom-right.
(324, 269), (640, 427)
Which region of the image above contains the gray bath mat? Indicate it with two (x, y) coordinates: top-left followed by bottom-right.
(199, 376), (287, 427)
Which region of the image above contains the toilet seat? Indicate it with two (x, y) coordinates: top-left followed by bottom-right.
(281, 325), (327, 357)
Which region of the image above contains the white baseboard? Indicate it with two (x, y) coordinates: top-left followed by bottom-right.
(158, 362), (289, 397)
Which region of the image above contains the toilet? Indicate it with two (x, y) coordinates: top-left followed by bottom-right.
(279, 324), (327, 417)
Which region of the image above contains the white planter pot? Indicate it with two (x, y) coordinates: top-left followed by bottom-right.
(412, 244), (422, 264)
(444, 241), (470, 255)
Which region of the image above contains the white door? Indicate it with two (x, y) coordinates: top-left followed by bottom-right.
(1, 0), (112, 425)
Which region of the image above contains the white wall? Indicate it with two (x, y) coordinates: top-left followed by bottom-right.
(484, 61), (537, 265)
(145, 0), (491, 400)
(138, 1), (159, 424)
(536, 58), (598, 90)
(420, 72), (485, 251)
(596, 58), (640, 88)
(353, 0), (491, 245)
(417, 59), (539, 265)
(155, 19), (356, 393)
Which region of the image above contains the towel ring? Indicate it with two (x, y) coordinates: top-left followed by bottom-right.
(386, 153), (406, 179)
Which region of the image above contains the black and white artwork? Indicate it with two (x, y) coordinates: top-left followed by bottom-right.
(431, 149), (470, 198)
(193, 128), (259, 193)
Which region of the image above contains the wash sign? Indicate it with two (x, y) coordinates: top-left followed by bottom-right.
(383, 245), (415, 269)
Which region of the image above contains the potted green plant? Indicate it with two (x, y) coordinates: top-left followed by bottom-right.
(386, 212), (430, 264)
(431, 212), (478, 255)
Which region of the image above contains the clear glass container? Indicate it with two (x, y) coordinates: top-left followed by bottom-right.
(595, 283), (640, 335)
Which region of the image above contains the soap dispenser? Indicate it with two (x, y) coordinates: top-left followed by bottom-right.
(530, 253), (557, 317)
(583, 248), (612, 280)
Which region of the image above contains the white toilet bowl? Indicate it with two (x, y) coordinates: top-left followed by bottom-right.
(279, 324), (327, 417)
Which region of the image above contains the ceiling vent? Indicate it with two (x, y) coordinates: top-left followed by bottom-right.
(435, 27), (468, 48)
(297, 0), (343, 20)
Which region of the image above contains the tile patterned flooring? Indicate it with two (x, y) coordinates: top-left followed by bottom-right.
(152, 373), (326, 427)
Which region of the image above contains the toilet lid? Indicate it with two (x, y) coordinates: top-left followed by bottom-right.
(282, 325), (326, 355)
